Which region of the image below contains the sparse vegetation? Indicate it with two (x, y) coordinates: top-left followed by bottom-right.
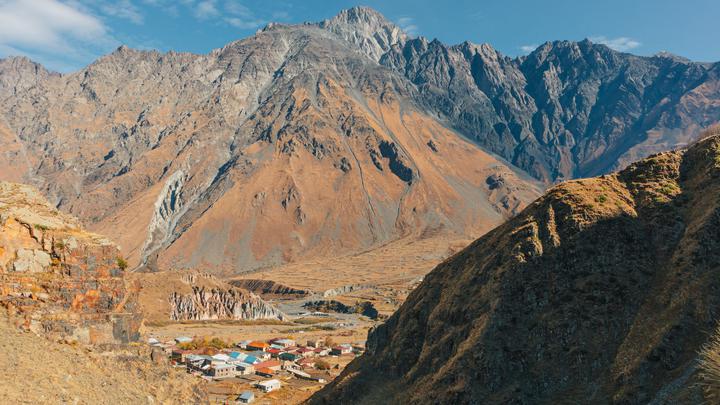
(699, 326), (720, 400)
(116, 256), (128, 271)
(177, 336), (229, 351)
(33, 223), (49, 231)
(294, 317), (337, 325)
(595, 194), (607, 204)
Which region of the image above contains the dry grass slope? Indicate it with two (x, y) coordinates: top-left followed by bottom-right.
(0, 316), (205, 404)
(312, 129), (720, 404)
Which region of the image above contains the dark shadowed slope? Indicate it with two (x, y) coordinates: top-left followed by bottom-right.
(312, 128), (720, 404)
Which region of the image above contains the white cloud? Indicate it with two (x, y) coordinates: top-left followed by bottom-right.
(96, 0), (144, 24)
(590, 36), (641, 52)
(397, 16), (419, 37)
(519, 44), (538, 54)
(195, 0), (219, 19)
(225, 0), (251, 17)
(225, 17), (263, 29)
(222, 1), (265, 30)
(0, 0), (117, 70)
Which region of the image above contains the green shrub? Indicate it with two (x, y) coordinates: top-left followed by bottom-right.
(116, 257), (129, 271)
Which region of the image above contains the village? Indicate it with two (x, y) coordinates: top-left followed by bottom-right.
(149, 333), (364, 403)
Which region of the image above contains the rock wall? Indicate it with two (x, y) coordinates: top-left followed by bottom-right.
(169, 285), (285, 321)
(229, 279), (310, 298)
(0, 182), (141, 344)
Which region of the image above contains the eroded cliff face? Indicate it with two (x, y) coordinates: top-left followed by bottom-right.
(0, 182), (140, 344)
(129, 270), (285, 323)
(169, 285), (285, 321)
(313, 131), (720, 404)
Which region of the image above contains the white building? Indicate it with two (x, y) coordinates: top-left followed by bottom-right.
(255, 379), (281, 393)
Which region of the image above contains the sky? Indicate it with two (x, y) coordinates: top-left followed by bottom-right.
(0, 0), (718, 72)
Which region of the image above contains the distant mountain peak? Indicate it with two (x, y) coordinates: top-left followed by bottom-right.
(319, 6), (407, 61)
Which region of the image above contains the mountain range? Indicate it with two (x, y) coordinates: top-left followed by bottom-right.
(0, 7), (718, 274)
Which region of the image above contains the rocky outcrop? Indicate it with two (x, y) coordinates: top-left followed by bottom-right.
(317, 6), (407, 61)
(169, 285), (285, 321)
(313, 131), (720, 403)
(228, 279), (310, 298)
(303, 300), (379, 320)
(0, 182), (141, 344)
(322, 283), (375, 298)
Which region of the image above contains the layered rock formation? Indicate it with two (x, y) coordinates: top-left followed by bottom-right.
(131, 270), (284, 323)
(169, 285), (285, 321)
(0, 182), (140, 344)
(313, 130), (720, 403)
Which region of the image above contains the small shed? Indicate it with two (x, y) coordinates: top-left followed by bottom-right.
(237, 391), (255, 404)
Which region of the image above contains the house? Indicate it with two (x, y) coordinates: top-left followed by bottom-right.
(174, 336), (193, 344)
(236, 340), (252, 350)
(297, 358), (316, 369)
(237, 391), (255, 404)
(314, 347), (330, 357)
(253, 352), (272, 361)
(255, 379), (281, 393)
(306, 338), (325, 348)
(254, 360), (282, 371)
(235, 362), (255, 375)
(211, 353), (231, 363)
(296, 347), (315, 358)
(171, 349), (196, 363)
(186, 355), (212, 373)
(246, 341), (269, 351)
(209, 363), (236, 379)
(267, 348), (282, 358)
(148, 337), (160, 345)
(279, 352), (299, 362)
(331, 346), (352, 356)
(272, 338), (296, 348)
(287, 368), (311, 379)
(255, 367), (275, 377)
(244, 354), (262, 364)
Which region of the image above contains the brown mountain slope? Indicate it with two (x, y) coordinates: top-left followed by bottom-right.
(312, 130), (720, 404)
(0, 18), (540, 273)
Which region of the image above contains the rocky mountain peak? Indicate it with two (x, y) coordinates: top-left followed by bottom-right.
(319, 6), (407, 61)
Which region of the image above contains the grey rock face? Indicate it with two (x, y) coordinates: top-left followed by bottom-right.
(318, 6), (407, 61)
(12, 248), (51, 273)
(169, 286), (285, 321)
(380, 38), (720, 182)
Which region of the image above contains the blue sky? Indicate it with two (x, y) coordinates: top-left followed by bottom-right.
(0, 0), (718, 72)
